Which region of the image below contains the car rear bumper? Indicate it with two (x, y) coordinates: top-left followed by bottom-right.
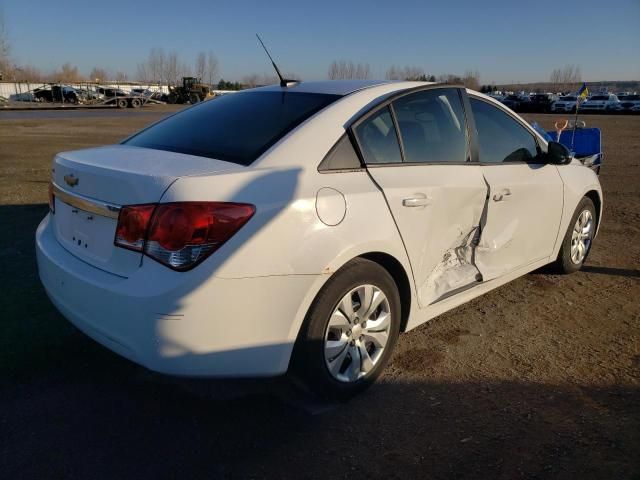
(36, 214), (318, 377)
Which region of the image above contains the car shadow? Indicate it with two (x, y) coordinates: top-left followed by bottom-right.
(1, 344), (638, 480)
(581, 265), (640, 278)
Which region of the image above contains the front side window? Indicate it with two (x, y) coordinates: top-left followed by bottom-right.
(124, 91), (340, 165)
(392, 88), (467, 163)
(354, 106), (402, 164)
(470, 98), (539, 163)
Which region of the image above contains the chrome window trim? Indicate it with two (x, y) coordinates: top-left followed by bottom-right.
(52, 183), (121, 219)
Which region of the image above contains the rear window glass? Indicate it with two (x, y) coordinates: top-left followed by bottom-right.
(124, 91), (340, 165)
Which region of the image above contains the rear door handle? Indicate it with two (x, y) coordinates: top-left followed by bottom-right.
(402, 194), (430, 207)
(493, 188), (512, 202)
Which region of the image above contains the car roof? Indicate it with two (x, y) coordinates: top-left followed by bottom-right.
(252, 80), (400, 96)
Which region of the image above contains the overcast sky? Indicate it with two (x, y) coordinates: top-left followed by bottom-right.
(3, 0), (639, 83)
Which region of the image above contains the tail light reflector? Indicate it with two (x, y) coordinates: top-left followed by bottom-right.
(114, 204), (156, 252)
(114, 202), (255, 271)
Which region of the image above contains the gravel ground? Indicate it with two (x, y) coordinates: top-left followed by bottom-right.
(0, 106), (638, 479)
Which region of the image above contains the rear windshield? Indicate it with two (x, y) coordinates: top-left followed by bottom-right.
(124, 91), (341, 165)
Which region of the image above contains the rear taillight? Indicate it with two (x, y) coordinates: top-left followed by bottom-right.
(114, 204), (156, 252)
(48, 182), (55, 213)
(114, 202), (255, 271)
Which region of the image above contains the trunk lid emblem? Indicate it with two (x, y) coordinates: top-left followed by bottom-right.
(64, 174), (79, 187)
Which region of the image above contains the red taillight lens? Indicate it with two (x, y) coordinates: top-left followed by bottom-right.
(48, 182), (55, 213)
(114, 202), (255, 270)
(114, 204), (156, 251)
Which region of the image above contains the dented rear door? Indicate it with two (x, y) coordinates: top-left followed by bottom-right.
(368, 164), (487, 306)
(354, 88), (488, 307)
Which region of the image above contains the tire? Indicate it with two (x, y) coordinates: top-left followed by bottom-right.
(290, 258), (401, 401)
(130, 98), (142, 108)
(117, 98), (128, 109)
(553, 197), (596, 273)
(189, 93), (200, 104)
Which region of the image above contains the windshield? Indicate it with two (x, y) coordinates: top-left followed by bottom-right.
(590, 96), (609, 101)
(623, 95), (640, 101)
(124, 91), (340, 165)
(560, 96), (577, 101)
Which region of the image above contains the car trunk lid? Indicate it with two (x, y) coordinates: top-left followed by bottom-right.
(52, 145), (241, 276)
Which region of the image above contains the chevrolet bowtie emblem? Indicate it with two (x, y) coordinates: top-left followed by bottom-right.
(64, 174), (79, 187)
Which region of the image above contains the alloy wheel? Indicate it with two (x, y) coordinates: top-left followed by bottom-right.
(324, 284), (391, 383)
(570, 210), (593, 264)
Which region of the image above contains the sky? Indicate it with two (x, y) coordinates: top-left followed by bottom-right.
(2, 0), (639, 84)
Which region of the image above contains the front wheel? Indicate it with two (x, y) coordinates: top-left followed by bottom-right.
(291, 258), (401, 400)
(553, 197), (596, 273)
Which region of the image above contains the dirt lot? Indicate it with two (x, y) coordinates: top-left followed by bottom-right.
(1, 106), (638, 479)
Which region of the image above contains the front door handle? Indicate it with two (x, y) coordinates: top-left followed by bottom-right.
(493, 188), (512, 202)
(402, 195), (430, 207)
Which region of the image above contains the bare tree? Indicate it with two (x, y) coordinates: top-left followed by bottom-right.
(385, 65), (426, 81)
(205, 51), (219, 86)
(328, 60), (371, 80)
(149, 47), (165, 84)
(114, 71), (128, 82)
(136, 62), (149, 83)
(462, 69), (480, 90)
(436, 71), (480, 90)
(167, 53), (176, 85)
(46, 63), (84, 83)
(89, 67), (109, 82)
(0, 6), (11, 79)
(195, 52), (206, 81)
(550, 64), (582, 92)
(18, 64), (43, 82)
(137, 48), (191, 86)
(241, 73), (260, 88)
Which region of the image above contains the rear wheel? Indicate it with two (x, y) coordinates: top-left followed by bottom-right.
(553, 197), (596, 273)
(117, 98), (128, 109)
(130, 98), (142, 108)
(291, 258), (401, 400)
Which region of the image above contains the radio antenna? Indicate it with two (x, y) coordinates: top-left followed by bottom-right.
(256, 34), (298, 88)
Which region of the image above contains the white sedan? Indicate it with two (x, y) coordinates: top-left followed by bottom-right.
(36, 80), (603, 399)
(551, 95), (578, 113)
(580, 94), (621, 112)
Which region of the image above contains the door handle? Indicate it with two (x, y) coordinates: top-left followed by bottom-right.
(402, 195), (430, 207)
(493, 188), (512, 202)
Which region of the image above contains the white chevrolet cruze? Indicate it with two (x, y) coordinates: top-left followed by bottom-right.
(36, 81), (602, 399)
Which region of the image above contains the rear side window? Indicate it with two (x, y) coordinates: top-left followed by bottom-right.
(318, 135), (361, 171)
(392, 88), (467, 163)
(354, 107), (402, 164)
(470, 98), (539, 163)
(124, 91), (340, 165)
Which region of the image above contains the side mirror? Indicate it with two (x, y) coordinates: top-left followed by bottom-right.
(547, 141), (573, 165)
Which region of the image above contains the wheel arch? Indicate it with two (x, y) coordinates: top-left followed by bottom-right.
(584, 189), (602, 232)
(287, 250), (415, 375)
(358, 252), (413, 332)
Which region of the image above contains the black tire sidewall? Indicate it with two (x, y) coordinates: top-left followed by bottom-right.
(291, 258), (401, 400)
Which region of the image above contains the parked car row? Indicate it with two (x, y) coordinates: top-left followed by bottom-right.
(492, 91), (640, 114)
(11, 84), (168, 105)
